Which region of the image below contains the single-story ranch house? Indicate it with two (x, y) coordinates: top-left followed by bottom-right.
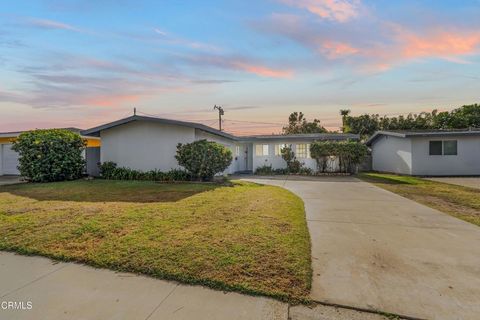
(366, 129), (480, 176)
(0, 129), (101, 176)
(81, 115), (359, 174)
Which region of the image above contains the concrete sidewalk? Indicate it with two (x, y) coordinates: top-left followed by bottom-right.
(0, 252), (389, 320)
(244, 176), (480, 320)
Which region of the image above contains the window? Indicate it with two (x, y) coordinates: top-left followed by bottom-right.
(429, 141), (442, 155)
(235, 146), (240, 157)
(275, 144), (288, 156)
(443, 140), (457, 155)
(255, 144), (269, 156)
(296, 144), (310, 158)
(429, 140), (458, 156)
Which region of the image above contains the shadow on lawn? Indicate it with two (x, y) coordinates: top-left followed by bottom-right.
(0, 180), (222, 203)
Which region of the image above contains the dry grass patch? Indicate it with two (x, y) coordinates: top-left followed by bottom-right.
(359, 173), (480, 227)
(0, 179), (311, 301)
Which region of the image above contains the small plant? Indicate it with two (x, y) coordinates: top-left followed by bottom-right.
(98, 162), (191, 181)
(281, 146), (304, 174)
(12, 129), (85, 182)
(175, 139), (233, 181)
(255, 165), (274, 175)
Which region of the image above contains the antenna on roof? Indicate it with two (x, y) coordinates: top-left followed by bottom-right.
(213, 105), (224, 131)
(133, 107), (136, 116)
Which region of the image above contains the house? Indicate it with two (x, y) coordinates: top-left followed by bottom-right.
(0, 128), (101, 176)
(81, 115), (359, 174)
(366, 129), (480, 176)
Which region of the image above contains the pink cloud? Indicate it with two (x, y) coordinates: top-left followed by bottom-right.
(320, 41), (359, 58)
(232, 62), (293, 78)
(280, 0), (361, 22)
(395, 28), (480, 61)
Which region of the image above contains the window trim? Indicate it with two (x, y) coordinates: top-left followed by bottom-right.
(255, 144), (269, 156)
(429, 140), (458, 156)
(296, 143), (311, 159)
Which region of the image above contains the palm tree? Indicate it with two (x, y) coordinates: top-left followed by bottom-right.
(340, 109), (351, 132)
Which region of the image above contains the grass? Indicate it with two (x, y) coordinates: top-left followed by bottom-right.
(0, 179), (311, 302)
(359, 173), (480, 227)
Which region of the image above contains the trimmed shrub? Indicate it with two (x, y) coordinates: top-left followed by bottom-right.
(98, 162), (191, 182)
(12, 129), (85, 182)
(175, 139), (233, 181)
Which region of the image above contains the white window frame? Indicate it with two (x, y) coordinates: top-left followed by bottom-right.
(255, 144), (269, 156)
(275, 144), (288, 156)
(296, 143), (311, 158)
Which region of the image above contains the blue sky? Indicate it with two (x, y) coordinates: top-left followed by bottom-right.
(1, 0), (480, 134)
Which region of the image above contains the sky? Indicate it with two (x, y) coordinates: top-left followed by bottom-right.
(1, 0), (480, 135)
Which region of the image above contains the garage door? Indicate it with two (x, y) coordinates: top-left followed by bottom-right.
(2, 144), (20, 175)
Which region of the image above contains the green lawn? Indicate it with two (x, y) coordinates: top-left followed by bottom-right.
(359, 173), (480, 227)
(0, 180), (311, 301)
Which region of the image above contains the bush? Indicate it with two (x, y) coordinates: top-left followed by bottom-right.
(255, 165), (274, 175)
(175, 140), (233, 181)
(280, 146), (304, 174)
(12, 129), (85, 182)
(98, 162), (191, 182)
(310, 141), (368, 173)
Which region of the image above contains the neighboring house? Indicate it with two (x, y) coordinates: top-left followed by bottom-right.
(366, 130), (480, 176)
(0, 128), (101, 176)
(81, 115), (358, 174)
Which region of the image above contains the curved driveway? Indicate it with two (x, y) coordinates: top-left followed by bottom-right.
(242, 176), (480, 320)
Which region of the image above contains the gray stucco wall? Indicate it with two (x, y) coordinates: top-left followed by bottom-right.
(100, 121), (195, 171)
(411, 136), (480, 176)
(371, 135), (412, 174)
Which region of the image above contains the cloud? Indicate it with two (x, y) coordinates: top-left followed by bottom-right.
(253, 13), (480, 72)
(279, 0), (361, 22)
(151, 28), (222, 52)
(25, 18), (80, 32)
(180, 53), (293, 78)
(320, 41), (359, 58)
(232, 62), (293, 78)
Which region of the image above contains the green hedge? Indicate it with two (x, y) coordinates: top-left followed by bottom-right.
(99, 162), (191, 181)
(310, 141), (368, 173)
(12, 129), (85, 182)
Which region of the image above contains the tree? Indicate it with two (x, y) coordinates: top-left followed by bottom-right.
(175, 140), (232, 181)
(283, 112), (327, 134)
(341, 103), (480, 138)
(12, 129), (85, 182)
(280, 145), (302, 173)
(340, 109), (351, 133)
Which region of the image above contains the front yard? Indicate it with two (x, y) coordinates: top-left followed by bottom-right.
(359, 173), (480, 227)
(0, 180), (311, 301)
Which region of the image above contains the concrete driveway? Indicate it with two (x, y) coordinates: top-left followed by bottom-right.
(243, 176), (480, 320)
(425, 177), (480, 189)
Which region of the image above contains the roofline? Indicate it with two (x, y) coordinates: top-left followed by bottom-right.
(81, 115), (359, 142)
(0, 128), (98, 139)
(366, 129), (480, 146)
(237, 133), (359, 142)
(81, 115), (237, 140)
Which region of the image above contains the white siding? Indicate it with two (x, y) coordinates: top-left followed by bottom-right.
(251, 142), (318, 172)
(411, 136), (480, 176)
(100, 121), (195, 171)
(371, 135), (412, 174)
(1, 144), (20, 175)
